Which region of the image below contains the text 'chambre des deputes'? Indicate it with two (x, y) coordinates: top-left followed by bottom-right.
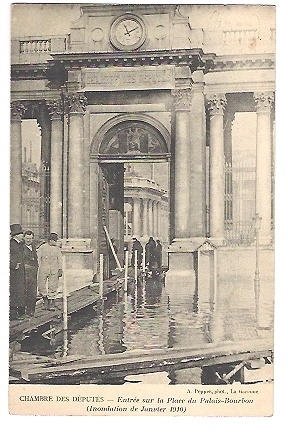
(18, 388), (260, 413)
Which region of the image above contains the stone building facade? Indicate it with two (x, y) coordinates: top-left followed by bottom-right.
(11, 4), (275, 288)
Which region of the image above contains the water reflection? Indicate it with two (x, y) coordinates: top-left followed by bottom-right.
(21, 266), (274, 383)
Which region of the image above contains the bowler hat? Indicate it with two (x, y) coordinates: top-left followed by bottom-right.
(10, 224), (23, 236)
(48, 232), (58, 242)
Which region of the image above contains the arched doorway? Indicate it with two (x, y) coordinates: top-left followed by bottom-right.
(90, 115), (171, 277)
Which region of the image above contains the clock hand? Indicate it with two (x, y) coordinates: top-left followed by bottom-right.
(124, 26), (139, 36)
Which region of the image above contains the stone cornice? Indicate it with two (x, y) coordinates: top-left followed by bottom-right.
(204, 81), (275, 95)
(11, 63), (48, 80)
(50, 49), (215, 73)
(212, 54), (275, 72)
(11, 89), (62, 103)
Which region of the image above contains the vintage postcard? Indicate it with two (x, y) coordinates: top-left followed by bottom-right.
(8, 1), (277, 418)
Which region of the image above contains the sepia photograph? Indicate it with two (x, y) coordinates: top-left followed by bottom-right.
(7, 1), (279, 418)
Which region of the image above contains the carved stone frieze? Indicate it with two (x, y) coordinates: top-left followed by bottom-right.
(172, 88), (192, 111)
(206, 93), (227, 115)
(254, 91), (275, 113)
(64, 92), (87, 115)
(47, 99), (63, 120)
(10, 101), (26, 121)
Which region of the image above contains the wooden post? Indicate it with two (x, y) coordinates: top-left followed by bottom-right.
(213, 249), (218, 307)
(134, 250), (138, 285)
(103, 225), (122, 271)
(63, 327), (68, 357)
(197, 248), (200, 290)
(142, 245), (146, 273)
(124, 250), (129, 293)
(99, 253), (104, 299)
(62, 253), (68, 332)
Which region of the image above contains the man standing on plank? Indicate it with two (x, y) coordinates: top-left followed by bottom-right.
(37, 232), (62, 311)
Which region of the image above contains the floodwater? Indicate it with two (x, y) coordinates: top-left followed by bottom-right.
(21, 264), (274, 384)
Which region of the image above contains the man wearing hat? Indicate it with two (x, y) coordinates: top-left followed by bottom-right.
(37, 232), (62, 311)
(10, 224), (26, 320)
(131, 237), (143, 269)
(23, 230), (38, 317)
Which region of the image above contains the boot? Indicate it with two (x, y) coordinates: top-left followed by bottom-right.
(48, 299), (56, 311)
(42, 296), (49, 309)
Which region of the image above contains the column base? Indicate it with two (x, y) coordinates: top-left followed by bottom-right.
(165, 239), (198, 292)
(59, 238), (94, 294)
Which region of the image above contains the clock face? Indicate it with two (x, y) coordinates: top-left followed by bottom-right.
(110, 14), (146, 50)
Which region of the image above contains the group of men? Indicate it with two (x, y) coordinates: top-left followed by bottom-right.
(10, 224), (62, 321)
(131, 236), (162, 270)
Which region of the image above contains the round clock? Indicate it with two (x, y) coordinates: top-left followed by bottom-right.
(109, 14), (147, 51)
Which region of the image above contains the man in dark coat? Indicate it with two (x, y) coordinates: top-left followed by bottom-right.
(131, 237), (143, 268)
(10, 224), (26, 320)
(155, 239), (163, 269)
(145, 237), (157, 270)
(23, 230), (38, 317)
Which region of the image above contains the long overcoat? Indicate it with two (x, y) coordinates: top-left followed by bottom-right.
(23, 242), (38, 311)
(10, 238), (26, 308)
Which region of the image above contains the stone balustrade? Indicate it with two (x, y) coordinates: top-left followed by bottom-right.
(11, 25), (275, 66)
(11, 36), (68, 64)
(124, 176), (167, 195)
(20, 39), (51, 54)
(223, 29), (257, 45)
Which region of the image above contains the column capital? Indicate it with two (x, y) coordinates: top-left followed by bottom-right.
(254, 91), (274, 113)
(65, 92), (87, 115)
(47, 99), (63, 121)
(10, 101), (26, 121)
(206, 93), (227, 115)
(172, 88), (192, 111)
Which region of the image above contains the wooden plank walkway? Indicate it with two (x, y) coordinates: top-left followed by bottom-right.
(9, 269), (137, 343)
(10, 338), (273, 384)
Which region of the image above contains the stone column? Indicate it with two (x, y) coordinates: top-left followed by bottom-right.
(142, 198), (148, 238)
(35, 102), (51, 238)
(172, 88), (192, 239)
(254, 92), (274, 243)
(166, 88), (195, 290)
(47, 99), (63, 236)
(132, 197), (141, 238)
(157, 201), (161, 240)
(148, 199), (153, 237)
(152, 201), (158, 238)
(10, 101), (26, 224)
(207, 94), (227, 241)
(65, 93), (87, 238)
(190, 70), (207, 238)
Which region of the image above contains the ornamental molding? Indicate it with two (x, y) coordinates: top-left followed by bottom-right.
(10, 101), (26, 121)
(172, 88), (192, 111)
(206, 93), (227, 115)
(64, 92), (87, 114)
(91, 113), (171, 156)
(213, 54), (275, 72)
(52, 49), (215, 74)
(253, 91), (275, 113)
(47, 99), (63, 120)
